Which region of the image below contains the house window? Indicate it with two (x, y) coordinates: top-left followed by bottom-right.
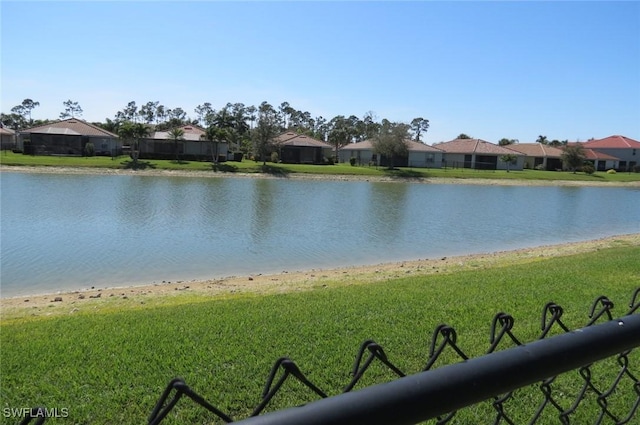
(633, 149), (636, 156)
(426, 153), (434, 163)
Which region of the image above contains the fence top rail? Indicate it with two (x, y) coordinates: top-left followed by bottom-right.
(233, 313), (640, 425)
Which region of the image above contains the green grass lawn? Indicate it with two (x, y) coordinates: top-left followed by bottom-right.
(2, 151), (639, 183)
(1, 245), (639, 424)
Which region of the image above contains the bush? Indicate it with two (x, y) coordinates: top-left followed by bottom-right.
(534, 164), (546, 171)
(270, 151), (279, 163)
(582, 162), (595, 175)
(83, 142), (95, 157)
(633, 165), (640, 173)
(607, 169), (616, 174)
(349, 157), (356, 166)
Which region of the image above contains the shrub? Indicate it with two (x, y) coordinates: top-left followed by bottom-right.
(349, 157), (356, 166)
(607, 169), (616, 174)
(633, 165), (640, 173)
(270, 151), (279, 163)
(534, 164), (546, 171)
(582, 162), (595, 175)
(83, 142), (95, 157)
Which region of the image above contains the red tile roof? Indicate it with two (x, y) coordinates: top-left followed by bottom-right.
(20, 119), (118, 138)
(583, 135), (640, 149)
(434, 138), (523, 155)
(582, 148), (619, 161)
(565, 142), (620, 160)
(507, 143), (564, 158)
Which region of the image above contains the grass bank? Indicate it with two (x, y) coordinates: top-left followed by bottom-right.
(2, 151), (640, 183)
(1, 243), (639, 424)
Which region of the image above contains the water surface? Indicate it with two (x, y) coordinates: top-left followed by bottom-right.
(1, 172), (638, 297)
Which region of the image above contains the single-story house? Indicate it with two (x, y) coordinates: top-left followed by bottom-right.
(0, 125), (16, 150)
(433, 138), (525, 171)
(338, 139), (444, 168)
(273, 132), (333, 164)
(582, 148), (619, 171)
(582, 135), (640, 172)
(17, 119), (120, 156)
(564, 143), (620, 172)
(507, 143), (564, 171)
(140, 125), (229, 161)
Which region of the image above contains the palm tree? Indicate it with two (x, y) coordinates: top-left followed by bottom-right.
(536, 135), (548, 145)
(119, 121), (150, 167)
(167, 127), (185, 162)
(202, 126), (227, 165)
(132, 123), (150, 163)
(118, 121), (135, 161)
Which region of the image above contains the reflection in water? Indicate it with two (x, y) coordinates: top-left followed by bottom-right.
(365, 182), (409, 241)
(117, 176), (155, 227)
(250, 179), (276, 245)
(1, 172), (638, 297)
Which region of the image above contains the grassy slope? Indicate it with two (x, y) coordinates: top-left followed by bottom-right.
(1, 246), (639, 424)
(2, 151), (640, 182)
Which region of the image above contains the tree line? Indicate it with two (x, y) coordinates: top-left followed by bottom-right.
(2, 98), (429, 143)
(2, 98), (432, 166)
(1, 98), (589, 171)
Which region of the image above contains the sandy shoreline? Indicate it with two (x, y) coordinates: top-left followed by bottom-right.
(2, 164), (639, 187)
(2, 234), (638, 318)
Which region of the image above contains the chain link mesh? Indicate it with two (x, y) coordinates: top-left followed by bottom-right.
(19, 289), (639, 424)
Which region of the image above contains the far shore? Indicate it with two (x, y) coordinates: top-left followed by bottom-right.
(2, 234), (638, 319)
(2, 164), (639, 187)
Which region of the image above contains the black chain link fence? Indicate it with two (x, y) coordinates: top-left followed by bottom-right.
(20, 289), (640, 425)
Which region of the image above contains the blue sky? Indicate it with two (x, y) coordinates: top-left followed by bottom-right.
(2, 1), (639, 144)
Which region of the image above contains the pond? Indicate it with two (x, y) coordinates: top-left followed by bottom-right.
(1, 171), (638, 297)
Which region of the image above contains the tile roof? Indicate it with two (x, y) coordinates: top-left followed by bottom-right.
(507, 143), (564, 158)
(340, 140), (374, 150)
(565, 143), (620, 160)
(583, 135), (640, 149)
(433, 138), (523, 155)
(274, 131), (332, 148)
(405, 139), (444, 152)
(582, 148), (619, 161)
(20, 119), (118, 138)
(0, 127), (16, 136)
(341, 139), (444, 152)
(152, 125), (206, 141)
